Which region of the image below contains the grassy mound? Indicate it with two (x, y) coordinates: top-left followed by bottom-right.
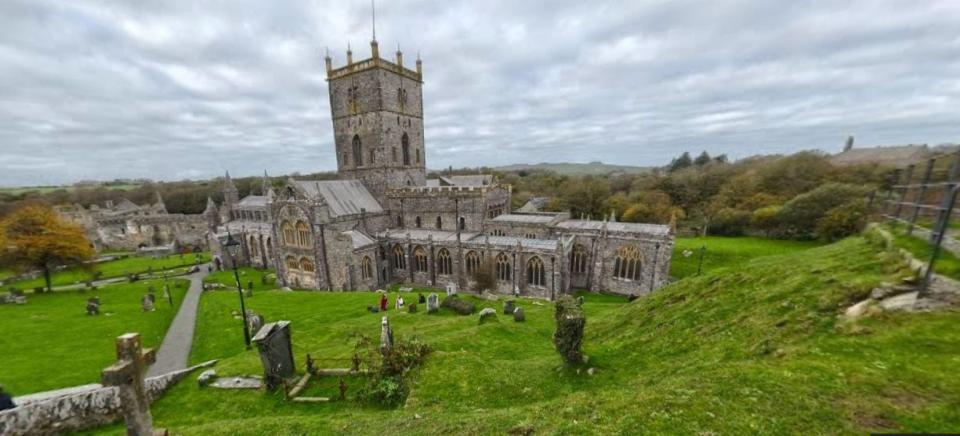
(96, 237), (958, 434)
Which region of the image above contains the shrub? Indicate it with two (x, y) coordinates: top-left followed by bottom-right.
(553, 295), (586, 365)
(354, 334), (431, 407)
(471, 258), (496, 293)
(708, 208), (751, 236)
(776, 183), (869, 238)
(815, 199), (869, 241)
(441, 294), (475, 315)
(751, 205), (782, 236)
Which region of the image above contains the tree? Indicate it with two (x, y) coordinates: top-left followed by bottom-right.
(776, 183), (870, 238)
(668, 152), (693, 173)
(0, 203), (95, 292)
(694, 151), (712, 166)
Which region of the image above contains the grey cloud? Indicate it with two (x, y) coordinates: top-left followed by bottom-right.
(0, 0), (958, 186)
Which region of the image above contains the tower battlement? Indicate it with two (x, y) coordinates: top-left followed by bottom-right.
(325, 40), (422, 82)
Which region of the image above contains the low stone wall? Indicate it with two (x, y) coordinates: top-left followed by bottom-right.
(0, 360), (216, 435)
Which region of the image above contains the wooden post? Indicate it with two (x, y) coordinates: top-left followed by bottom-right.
(891, 164), (915, 226)
(101, 333), (156, 436)
(907, 158), (935, 235)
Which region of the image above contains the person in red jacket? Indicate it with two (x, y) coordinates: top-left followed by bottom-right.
(379, 293), (388, 312)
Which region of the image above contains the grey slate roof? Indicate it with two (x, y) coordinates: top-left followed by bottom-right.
(295, 180), (384, 218)
(476, 235), (560, 250)
(238, 195), (267, 207)
(439, 175), (494, 186)
(555, 220), (671, 236)
(341, 230), (376, 248)
(491, 214), (558, 224)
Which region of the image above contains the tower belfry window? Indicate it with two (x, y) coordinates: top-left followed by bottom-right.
(401, 133), (411, 166)
(352, 135), (363, 167)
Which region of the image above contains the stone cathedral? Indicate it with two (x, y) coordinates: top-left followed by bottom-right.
(208, 38), (673, 299)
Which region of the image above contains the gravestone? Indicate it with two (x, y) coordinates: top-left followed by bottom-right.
(246, 310), (264, 337)
(141, 294), (155, 312)
(513, 307), (525, 322)
(379, 316), (394, 355)
(245, 281), (254, 298)
(426, 293), (440, 314)
(101, 333), (156, 435)
(446, 282), (458, 296)
(504, 300), (516, 315)
(86, 297), (101, 315)
(478, 307), (498, 324)
(252, 320), (295, 390)
(418, 293), (426, 304)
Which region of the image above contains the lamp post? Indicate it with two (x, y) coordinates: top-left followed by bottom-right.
(223, 231), (251, 349)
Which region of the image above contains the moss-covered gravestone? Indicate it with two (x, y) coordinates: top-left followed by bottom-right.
(553, 295), (585, 365)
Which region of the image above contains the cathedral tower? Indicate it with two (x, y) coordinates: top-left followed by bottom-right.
(325, 40), (427, 202)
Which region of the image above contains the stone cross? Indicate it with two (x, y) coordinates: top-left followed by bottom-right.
(101, 333), (156, 436)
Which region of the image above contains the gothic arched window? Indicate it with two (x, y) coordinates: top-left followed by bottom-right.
(436, 248), (452, 275)
(300, 257), (315, 272)
(296, 221), (311, 247)
(435, 216), (442, 229)
(465, 250), (480, 274)
(413, 246), (428, 272)
(496, 253), (511, 282)
(527, 256), (545, 287)
(459, 217), (466, 230)
(249, 236), (259, 257)
(402, 133), (411, 166)
(571, 244), (588, 274)
(285, 256), (299, 270)
(361, 256), (373, 280)
(281, 221), (295, 246)
(614, 245), (642, 281)
(352, 135), (363, 167)
(415, 216), (422, 228)
(393, 244), (406, 270)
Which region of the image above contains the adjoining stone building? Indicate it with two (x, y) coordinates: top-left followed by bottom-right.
(56, 193), (209, 252)
(210, 38), (673, 299)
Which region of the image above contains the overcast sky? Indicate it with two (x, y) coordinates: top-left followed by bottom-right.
(1, 0), (958, 186)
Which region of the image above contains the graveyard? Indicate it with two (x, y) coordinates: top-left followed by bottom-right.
(35, 236), (950, 434)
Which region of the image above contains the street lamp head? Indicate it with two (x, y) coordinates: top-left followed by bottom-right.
(223, 231), (241, 258)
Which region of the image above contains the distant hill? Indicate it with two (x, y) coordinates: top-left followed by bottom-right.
(494, 161), (651, 176)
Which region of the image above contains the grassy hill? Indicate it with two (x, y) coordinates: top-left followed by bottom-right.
(94, 237), (959, 434)
(495, 161), (651, 176)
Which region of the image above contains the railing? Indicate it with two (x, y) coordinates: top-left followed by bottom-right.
(878, 150), (960, 293)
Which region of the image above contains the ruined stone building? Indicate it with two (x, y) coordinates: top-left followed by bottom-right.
(55, 193), (209, 252)
(209, 39), (673, 299)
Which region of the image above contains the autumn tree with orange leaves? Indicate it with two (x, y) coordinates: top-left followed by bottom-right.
(0, 203), (94, 292)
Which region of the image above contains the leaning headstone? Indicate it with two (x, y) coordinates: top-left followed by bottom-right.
(380, 316), (394, 355)
(427, 293), (440, 314)
(478, 307), (498, 324)
(503, 300), (516, 315)
(246, 310), (265, 336)
(252, 321), (295, 390)
(445, 282), (458, 296)
(441, 294), (475, 315)
(554, 295), (586, 365)
(101, 333), (156, 435)
(87, 297), (101, 315)
(141, 294), (155, 312)
(513, 307), (525, 322)
(197, 369), (217, 387)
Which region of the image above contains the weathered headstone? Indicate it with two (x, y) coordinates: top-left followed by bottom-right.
(86, 297), (101, 315)
(418, 293), (426, 304)
(427, 293), (440, 314)
(379, 316), (393, 355)
(141, 294), (155, 312)
(246, 310), (265, 337)
(245, 281), (254, 298)
(513, 307), (525, 322)
(408, 302), (418, 313)
(478, 307), (498, 324)
(554, 296), (586, 365)
(445, 282), (458, 296)
(252, 321), (295, 390)
(101, 333), (156, 435)
(503, 300), (516, 315)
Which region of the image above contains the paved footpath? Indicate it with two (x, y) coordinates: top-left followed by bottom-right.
(147, 266), (210, 377)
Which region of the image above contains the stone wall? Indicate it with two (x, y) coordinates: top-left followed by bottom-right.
(0, 360), (216, 436)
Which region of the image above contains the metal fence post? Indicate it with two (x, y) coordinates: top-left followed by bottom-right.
(907, 158), (936, 235)
(922, 184), (959, 296)
(891, 164), (915, 227)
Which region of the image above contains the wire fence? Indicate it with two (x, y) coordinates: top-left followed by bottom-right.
(874, 150), (960, 294)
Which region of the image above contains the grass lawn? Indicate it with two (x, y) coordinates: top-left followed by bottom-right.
(671, 235), (823, 279)
(86, 236), (960, 435)
(884, 224), (960, 281)
(0, 278), (189, 395)
(5, 252), (210, 291)
(202, 267), (276, 292)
